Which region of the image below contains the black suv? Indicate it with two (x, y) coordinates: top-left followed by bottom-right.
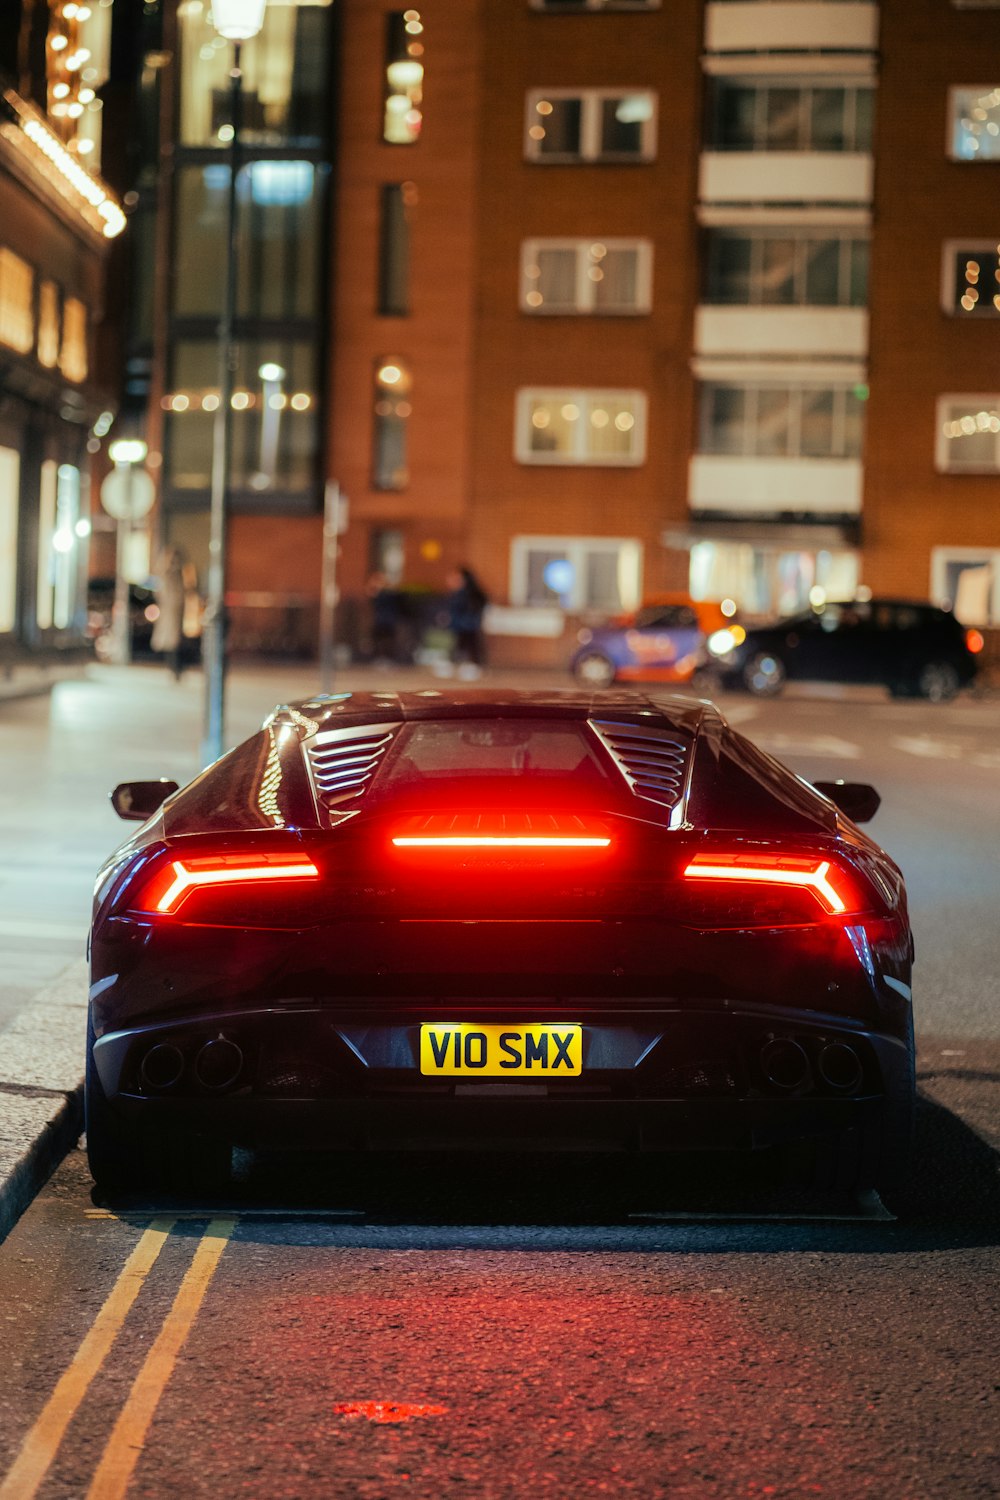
(709, 599), (981, 701)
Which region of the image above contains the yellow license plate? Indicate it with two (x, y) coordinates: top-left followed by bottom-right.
(419, 1023), (582, 1077)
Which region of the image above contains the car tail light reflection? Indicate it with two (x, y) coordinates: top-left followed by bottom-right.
(137, 852), (319, 915)
(683, 852), (855, 916)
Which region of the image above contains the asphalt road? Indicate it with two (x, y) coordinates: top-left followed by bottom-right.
(0, 666), (997, 1496)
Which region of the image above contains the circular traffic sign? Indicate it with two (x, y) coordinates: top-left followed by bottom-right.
(100, 466), (156, 520)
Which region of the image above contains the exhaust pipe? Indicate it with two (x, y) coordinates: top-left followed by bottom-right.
(817, 1041), (863, 1094)
(140, 1042), (184, 1092)
(760, 1037), (810, 1093)
(194, 1036), (244, 1092)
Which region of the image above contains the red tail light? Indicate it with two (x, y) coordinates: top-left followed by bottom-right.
(136, 852), (319, 915)
(390, 812), (611, 852)
(966, 628), (985, 654)
(683, 852), (857, 916)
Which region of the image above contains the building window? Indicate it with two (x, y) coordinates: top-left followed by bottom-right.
(942, 242), (1000, 315)
(177, 1), (332, 149)
(0, 445), (18, 634)
(511, 535), (642, 611)
(520, 238), (652, 313)
(164, 340), (318, 495)
(949, 87), (1000, 159)
(37, 281), (60, 368)
(931, 547), (1000, 625)
(383, 11), (424, 145)
(37, 462), (82, 631)
(704, 231), (868, 307)
(378, 183), (414, 315)
(59, 298), (88, 383)
(700, 383), (865, 459)
(708, 82), (874, 153)
(373, 357), (412, 490)
(0, 248), (34, 355)
(174, 163), (323, 321)
(525, 90), (657, 162)
(516, 388), (647, 465)
(936, 395), (1000, 471)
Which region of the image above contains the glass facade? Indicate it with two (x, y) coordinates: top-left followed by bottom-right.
(705, 232), (868, 307)
(710, 83), (874, 153)
(165, 0), (333, 520)
(700, 384), (866, 460)
(178, 1), (332, 149)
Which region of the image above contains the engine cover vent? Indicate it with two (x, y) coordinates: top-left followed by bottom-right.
(589, 719), (690, 812)
(306, 722), (399, 808)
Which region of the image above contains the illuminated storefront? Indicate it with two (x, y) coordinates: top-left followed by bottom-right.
(0, 1), (124, 678)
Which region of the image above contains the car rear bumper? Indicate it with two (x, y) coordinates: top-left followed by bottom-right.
(91, 1000), (914, 1154)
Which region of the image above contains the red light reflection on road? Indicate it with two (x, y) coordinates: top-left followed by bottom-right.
(332, 1400), (448, 1424)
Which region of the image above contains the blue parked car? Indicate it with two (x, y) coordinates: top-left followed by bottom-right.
(570, 600), (709, 689)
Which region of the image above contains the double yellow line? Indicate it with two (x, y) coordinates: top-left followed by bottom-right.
(0, 1216), (235, 1500)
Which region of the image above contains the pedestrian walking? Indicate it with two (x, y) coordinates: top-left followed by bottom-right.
(446, 565), (488, 679)
(365, 571), (404, 664)
(151, 545), (187, 680)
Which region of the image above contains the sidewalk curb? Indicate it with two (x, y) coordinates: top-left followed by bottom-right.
(0, 961), (88, 1245)
(0, 1088), (84, 1244)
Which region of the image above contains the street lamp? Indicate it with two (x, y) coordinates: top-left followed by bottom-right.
(202, 0), (267, 766)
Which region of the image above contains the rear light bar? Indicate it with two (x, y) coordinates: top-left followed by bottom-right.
(683, 852), (854, 916)
(138, 852), (319, 915)
(393, 835), (610, 848)
(390, 812), (611, 851)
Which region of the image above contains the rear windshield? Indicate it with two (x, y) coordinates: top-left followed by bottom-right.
(371, 719), (614, 802)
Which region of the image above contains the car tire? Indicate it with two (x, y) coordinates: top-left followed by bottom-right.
(573, 652), (617, 689)
(742, 652), (786, 697)
(916, 660), (961, 703)
(86, 1015), (231, 1196)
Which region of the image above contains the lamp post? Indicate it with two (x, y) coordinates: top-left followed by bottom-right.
(202, 0), (267, 766)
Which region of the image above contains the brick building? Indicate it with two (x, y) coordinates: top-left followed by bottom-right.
(143, 0), (1000, 662)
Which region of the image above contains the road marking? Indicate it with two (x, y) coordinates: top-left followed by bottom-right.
(755, 732), (861, 760)
(87, 1217), (235, 1500)
(891, 735), (1000, 769)
(0, 1218), (175, 1500)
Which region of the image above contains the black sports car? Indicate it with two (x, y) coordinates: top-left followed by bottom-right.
(87, 690), (915, 1196)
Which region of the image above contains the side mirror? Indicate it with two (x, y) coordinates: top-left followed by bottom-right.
(110, 779), (180, 821)
(813, 780), (881, 824)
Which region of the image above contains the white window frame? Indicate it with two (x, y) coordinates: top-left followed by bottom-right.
(931, 546), (1000, 625)
(510, 534), (643, 612)
(935, 392), (1000, 471)
(940, 239), (1000, 316)
(947, 85), (1000, 161)
(524, 88), (658, 163)
(515, 387), (648, 466)
(520, 237), (653, 314)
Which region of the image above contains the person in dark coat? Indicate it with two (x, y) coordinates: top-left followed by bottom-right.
(446, 565), (488, 678)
